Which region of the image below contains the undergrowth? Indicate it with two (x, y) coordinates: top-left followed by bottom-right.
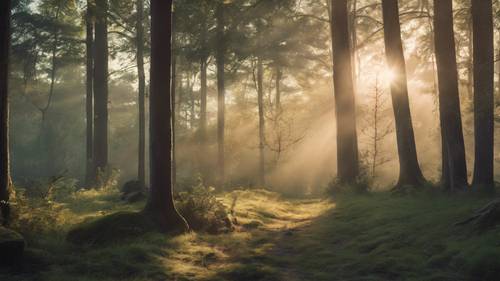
(2, 180), (500, 281)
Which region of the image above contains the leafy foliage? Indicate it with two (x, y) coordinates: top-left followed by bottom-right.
(176, 183), (233, 234)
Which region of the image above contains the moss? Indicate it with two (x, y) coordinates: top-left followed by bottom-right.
(0, 226), (25, 265)
(66, 212), (157, 246)
(6, 188), (500, 281)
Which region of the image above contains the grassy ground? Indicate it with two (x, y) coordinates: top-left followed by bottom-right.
(1, 188), (500, 281)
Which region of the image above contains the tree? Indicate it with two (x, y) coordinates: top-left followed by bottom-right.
(198, 2), (210, 183)
(136, 0), (146, 188)
(93, 0), (109, 180)
(362, 75), (392, 180)
(331, 0), (359, 184)
(381, 0), (425, 188)
(0, 0), (11, 225)
(472, 0), (494, 192)
(85, 0), (94, 187)
(146, 0), (188, 232)
(257, 55), (265, 186)
(433, 0), (468, 191)
(216, 1), (225, 188)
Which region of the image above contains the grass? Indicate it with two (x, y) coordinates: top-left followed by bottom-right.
(1, 187), (500, 281)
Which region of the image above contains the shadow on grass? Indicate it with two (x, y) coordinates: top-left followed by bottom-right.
(4, 190), (500, 281)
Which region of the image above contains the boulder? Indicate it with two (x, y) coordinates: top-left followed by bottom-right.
(121, 180), (144, 195)
(0, 227), (25, 266)
(123, 191), (146, 203)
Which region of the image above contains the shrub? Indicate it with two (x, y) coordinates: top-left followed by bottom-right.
(8, 177), (79, 234)
(176, 182), (233, 234)
(95, 167), (121, 190)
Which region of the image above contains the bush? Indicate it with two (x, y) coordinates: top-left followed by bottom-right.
(327, 176), (371, 196)
(176, 182), (233, 234)
(95, 167), (121, 190)
(9, 177), (79, 234)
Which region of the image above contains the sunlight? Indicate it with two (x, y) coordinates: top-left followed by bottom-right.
(380, 68), (396, 84)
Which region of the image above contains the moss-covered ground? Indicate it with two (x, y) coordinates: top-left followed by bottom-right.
(1, 188), (500, 281)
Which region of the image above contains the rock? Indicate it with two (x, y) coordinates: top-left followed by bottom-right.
(0, 227), (25, 266)
(123, 191), (146, 203)
(456, 199), (500, 231)
(121, 180), (144, 195)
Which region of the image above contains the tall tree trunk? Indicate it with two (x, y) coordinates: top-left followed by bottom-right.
(136, 0), (146, 188)
(199, 9), (209, 184)
(93, 0), (109, 181)
(331, 0), (359, 184)
(472, 0), (494, 191)
(275, 65), (282, 112)
(497, 32), (500, 104)
(349, 0), (358, 85)
(171, 52), (177, 188)
(381, 0), (425, 188)
(145, 0), (188, 233)
(216, 2), (226, 188)
(0, 0), (11, 225)
(199, 61), (207, 141)
(467, 14), (474, 101)
(199, 10), (208, 144)
(433, 0), (468, 191)
(85, 0), (94, 187)
(257, 57), (265, 186)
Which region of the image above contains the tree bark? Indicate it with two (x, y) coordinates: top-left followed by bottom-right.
(136, 0), (146, 188)
(171, 51), (177, 188)
(381, 0), (425, 188)
(472, 0), (494, 192)
(145, 0), (188, 233)
(433, 0), (468, 191)
(85, 0), (94, 187)
(93, 0), (109, 180)
(275, 65), (282, 112)
(467, 14), (473, 101)
(331, 0), (359, 184)
(216, 2), (226, 188)
(257, 57), (265, 186)
(0, 0), (11, 224)
(199, 10), (208, 145)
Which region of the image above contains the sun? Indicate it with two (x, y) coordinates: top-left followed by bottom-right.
(380, 68), (396, 84)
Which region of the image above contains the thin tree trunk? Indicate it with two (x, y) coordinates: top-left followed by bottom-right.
(349, 0), (358, 85)
(257, 57), (265, 186)
(136, 0), (146, 188)
(0, 0), (11, 225)
(331, 0), (359, 184)
(199, 61), (207, 140)
(216, 2), (226, 188)
(472, 0), (494, 191)
(145, 0), (188, 233)
(199, 9), (208, 144)
(85, 0), (94, 187)
(275, 65), (282, 112)
(433, 0), (468, 191)
(381, 0), (425, 188)
(93, 0), (109, 181)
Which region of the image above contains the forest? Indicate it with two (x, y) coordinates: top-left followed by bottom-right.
(1, 0), (500, 280)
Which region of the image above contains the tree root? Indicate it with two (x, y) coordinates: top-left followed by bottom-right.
(455, 199), (500, 231)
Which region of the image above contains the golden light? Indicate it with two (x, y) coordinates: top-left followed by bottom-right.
(380, 68), (396, 84)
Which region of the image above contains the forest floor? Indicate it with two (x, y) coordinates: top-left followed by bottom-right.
(1, 187), (500, 281)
